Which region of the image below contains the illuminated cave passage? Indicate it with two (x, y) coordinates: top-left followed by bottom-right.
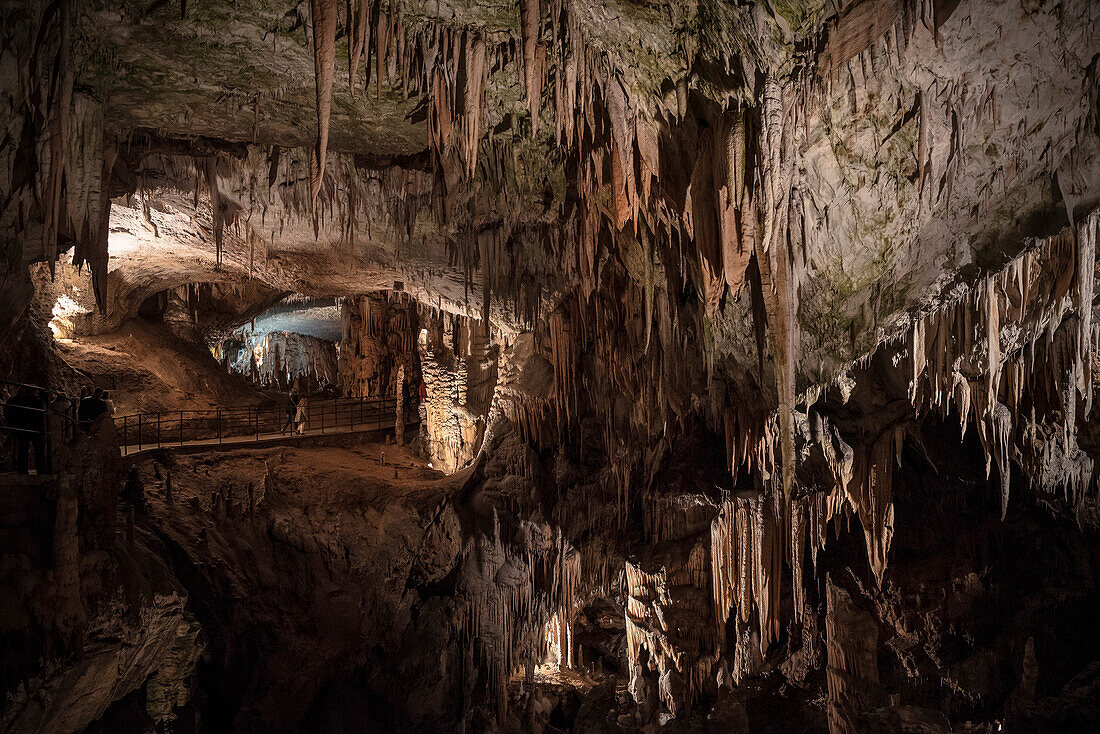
(3, 1), (1100, 732)
(218, 296), (343, 390)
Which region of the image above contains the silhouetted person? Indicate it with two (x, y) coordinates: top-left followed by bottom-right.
(4, 387), (47, 474)
(282, 392), (299, 433)
(102, 391), (116, 416)
(78, 388), (110, 432)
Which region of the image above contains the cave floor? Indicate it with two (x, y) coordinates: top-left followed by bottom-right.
(56, 317), (273, 415)
(135, 440), (446, 514)
(119, 419), (420, 457)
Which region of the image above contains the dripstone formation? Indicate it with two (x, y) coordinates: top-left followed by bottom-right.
(2, 0), (1100, 732)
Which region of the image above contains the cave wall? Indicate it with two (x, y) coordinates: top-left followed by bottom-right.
(0, 416), (201, 734)
(228, 330), (339, 389)
(338, 292), (420, 398)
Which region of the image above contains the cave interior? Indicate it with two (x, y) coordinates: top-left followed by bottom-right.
(2, 0), (1100, 732)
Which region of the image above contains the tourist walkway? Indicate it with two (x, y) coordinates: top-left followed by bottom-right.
(117, 395), (415, 457)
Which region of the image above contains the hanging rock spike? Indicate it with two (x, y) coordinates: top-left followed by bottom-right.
(309, 0), (337, 209)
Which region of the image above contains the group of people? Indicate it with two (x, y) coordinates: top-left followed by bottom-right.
(2, 386), (51, 474)
(77, 387), (115, 426)
(1, 384), (117, 475)
(284, 392), (309, 435)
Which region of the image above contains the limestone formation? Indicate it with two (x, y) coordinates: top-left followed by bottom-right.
(3, 0), (1100, 731)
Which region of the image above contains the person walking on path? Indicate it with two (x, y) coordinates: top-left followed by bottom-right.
(294, 396), (309, 435)
(282, 392), (299, 433)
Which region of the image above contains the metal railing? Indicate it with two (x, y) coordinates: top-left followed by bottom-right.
(116, 394), (413, 455)
(0, 378), (79, 475)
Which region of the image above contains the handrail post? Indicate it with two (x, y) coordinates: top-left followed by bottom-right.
(217, 408), (222, 443)
(43, 405), (52, 473)
(156, 411), (161, 447)
(137, 413), (142, 450)
(179, 410), (184, 446)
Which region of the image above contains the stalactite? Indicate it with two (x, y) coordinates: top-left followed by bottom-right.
(519, 0), (544, 135)
(463, 34), (486, 178)
(751, 76), (800, 508)
(309, 0), (337, 209)
(348, 0), (372, 93)
(375, 4), (391, 99)
(90, 141), (116, 313)
(710, 485), (783, 655)
(845, 428), (901, 588)
(202, 157), (224, 265)
(42, 0), (74, 274)
(718, 111), (751, 292)
(986, 275), (1001, 416)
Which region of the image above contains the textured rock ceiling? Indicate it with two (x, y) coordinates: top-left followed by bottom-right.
(70, 0), (1100, 366)
(6, 0), (1098, 459)
(85, 0), (426, 155)
(12, 0), (1092, 500)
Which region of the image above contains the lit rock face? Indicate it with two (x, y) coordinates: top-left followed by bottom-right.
(338, 292), (420, 397)
(417, 310), (499, 473)
(227, 329), (339, 388)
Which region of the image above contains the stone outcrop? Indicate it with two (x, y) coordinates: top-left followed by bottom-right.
(129, 443), (464, 732)
(1, 421), (200, 734)
(339, 292), (420, 398)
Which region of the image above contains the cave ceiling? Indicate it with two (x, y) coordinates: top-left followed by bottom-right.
(58, 0), (1097, 379)
(5, 0), (1100, 494)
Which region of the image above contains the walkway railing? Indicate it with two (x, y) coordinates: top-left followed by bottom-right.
(1, 378), (77, 475)
(116, 394), (410, 456)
